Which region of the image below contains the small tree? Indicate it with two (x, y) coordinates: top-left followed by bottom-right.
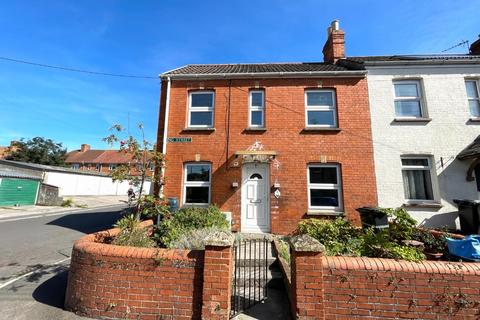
(6, 137), (67, 165)
(103, 124), (164, 219)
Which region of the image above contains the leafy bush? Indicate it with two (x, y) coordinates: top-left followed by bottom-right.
(61, 198), (73, 207)
(412, 228), (448, 254)
(298, 218), (363, 256)
(276, 239), (291, 264)
(137, 195), (169, 219)
(383, 207), (417, 242)
(155, 206), (230, 247)
(169, 227), (231, 250)
(112, 214), (155, 248)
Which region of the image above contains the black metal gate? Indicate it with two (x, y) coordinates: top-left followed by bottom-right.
(230, 238), (270, 318)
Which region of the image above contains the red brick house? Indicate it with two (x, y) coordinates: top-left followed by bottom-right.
(65, 144), (154, 177)
(155, 21), (377, 234)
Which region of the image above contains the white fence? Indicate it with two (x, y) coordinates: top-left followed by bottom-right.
(43, 171), (151, 196)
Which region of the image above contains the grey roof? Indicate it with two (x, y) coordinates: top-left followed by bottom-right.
(340, 54), (480, 68)
(458, 136), (480, 160)
(0, 160), (110, 177)
(161, 62), (365, 79)
(0, 169), (41, 180)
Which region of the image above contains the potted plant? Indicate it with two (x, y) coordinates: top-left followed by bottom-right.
(413, 228), (447, 259)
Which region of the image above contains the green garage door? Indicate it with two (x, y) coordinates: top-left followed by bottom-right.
(0, 178), (40, 206)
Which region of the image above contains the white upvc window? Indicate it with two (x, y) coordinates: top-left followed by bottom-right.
(96, 164), (102, 172)
(249, 90), (265, 127)
(393, 80), (424, 118)
(108, 164), (117, 171)
(466, 80), (480, 118)
(71, 163), (80, 170)
(401, 157), (435, 202)
(307, 164), (342, 212)
(305, 90), (337, 127)
(188, 91), (214, 128)
(183, 163), (211, 206)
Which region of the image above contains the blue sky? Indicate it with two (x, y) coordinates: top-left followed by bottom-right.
(1, 0), (479, 151)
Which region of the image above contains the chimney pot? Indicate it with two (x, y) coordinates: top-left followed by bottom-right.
(80, 144), (90, 152)
(331, 20), (340, 31)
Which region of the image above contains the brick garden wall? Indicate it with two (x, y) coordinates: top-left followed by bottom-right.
(157, 77), (378, 234)
(291, 243), (480, 320)
(65, 221), (233, 320)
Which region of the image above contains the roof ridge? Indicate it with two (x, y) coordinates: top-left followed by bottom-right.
(184, 61), (327, 67)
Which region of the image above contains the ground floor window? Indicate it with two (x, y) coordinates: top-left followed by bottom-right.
(183, 163), (211, 205)
(401, 157), (434, 201)
(307, 164), (342, 211)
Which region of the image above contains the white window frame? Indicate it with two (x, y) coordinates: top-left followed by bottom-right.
(71, 163), (80, 170)
(466, 79), (480, 118)
(401, 156), (437, 203)
(183, 163), (211, 206)
(393, 80), (425, 119)
(307, 164), (343, 212)
(249, 90), (265, 128)
(188, 91), (215, 128)
(305, 90), (337, 128)
(96, 164), (102, 172)
(108, 164), (117, 171)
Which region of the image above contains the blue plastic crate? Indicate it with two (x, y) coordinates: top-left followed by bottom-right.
(446, 235), (480, 261)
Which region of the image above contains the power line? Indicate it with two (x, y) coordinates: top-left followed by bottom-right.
(0, 56), (157, 79)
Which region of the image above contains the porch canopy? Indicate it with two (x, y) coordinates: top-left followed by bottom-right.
(458, 135), (480, 182)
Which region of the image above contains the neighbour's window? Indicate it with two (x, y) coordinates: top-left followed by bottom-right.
(149, 162), (155, 172)
(401, 157), (434, 201)
(393, 80), (424, 118)
(109, 164), (117, 171)
(188, 91), (214, 127)
(305, 90), (337, 127)
(183, 163), (211, 205)
(96, 164), (102, 172)
(466, 80), (480, 118)
(249, 90), (265, 127)
(71, 164), (79, 170)
(307, 164), (342, 211)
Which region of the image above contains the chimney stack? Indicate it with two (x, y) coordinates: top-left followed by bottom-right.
(323, 19), (345, 64)
(80, 144), (90, 152)
(470, 37), (480, 55)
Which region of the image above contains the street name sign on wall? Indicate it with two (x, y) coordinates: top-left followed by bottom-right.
(167, 137), (192, 143)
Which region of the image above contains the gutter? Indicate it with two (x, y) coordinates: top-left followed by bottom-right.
(159, 70), (366, 80)
(160, 77), (171, 197)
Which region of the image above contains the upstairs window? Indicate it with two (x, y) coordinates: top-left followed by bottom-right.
(249, 90), (265, 127)
(183, 163), (211, 205)
(401, 157), (434, 201)
(307, 164), (342, 211)
(305, 90), (337, 127)
(188, 91), (214, 128)
(393, 80), (424, 118)
(466, 80), (480, 118)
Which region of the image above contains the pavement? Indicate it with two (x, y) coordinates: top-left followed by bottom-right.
(0, 195), (129, 222)
(0, 205), (127, 320)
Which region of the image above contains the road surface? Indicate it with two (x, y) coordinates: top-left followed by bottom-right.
(0, 205), (126, 320)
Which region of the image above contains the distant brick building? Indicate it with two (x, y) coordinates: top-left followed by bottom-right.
(155, 21), (378, 234)
(65, 144), (154, 177)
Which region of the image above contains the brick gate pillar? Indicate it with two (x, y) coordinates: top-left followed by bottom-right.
(202, 231), (234, 320)
(290, 234), (325, 320)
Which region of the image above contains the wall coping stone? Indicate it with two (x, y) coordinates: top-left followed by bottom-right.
(204, 230), (234, 247)
(289, 234), (325, 253)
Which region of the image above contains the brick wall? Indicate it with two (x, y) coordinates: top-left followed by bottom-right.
(157, 77), (377, 234)
(291, 242), (480, 320)
(65, 221), (233, 320)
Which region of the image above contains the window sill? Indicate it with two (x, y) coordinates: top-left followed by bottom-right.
(301, 127), (341, 132)
(244, 127), (267, 132)
(393, 118), (432, 123)
(307, 210), (344, 216)
(402, 202), (443, 209)
(182, 127), (215, 132)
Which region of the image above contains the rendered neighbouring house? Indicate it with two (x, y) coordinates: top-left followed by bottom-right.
(155, 21), (378, 234)
(338, 38), (480, 228)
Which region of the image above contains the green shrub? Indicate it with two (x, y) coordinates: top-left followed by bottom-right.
(277, 239), (291, 264)
(61, 198), (73, 207)
(137, 195), (169, 219)
(297, 218), (363, 256)
(155, 206), (230, 247)
(169, 227), (231, 250)
(112, 214), (155, 248)
(383, 207), (417, 242)
(412, 228), (448, 254)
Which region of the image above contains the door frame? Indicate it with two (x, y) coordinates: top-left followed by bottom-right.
(240, 162), (271, 233)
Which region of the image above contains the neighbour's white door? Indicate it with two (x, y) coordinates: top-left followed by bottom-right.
(241, 163), (270, 233)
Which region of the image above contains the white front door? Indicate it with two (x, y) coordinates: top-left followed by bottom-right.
(241, 163), (270, 233)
